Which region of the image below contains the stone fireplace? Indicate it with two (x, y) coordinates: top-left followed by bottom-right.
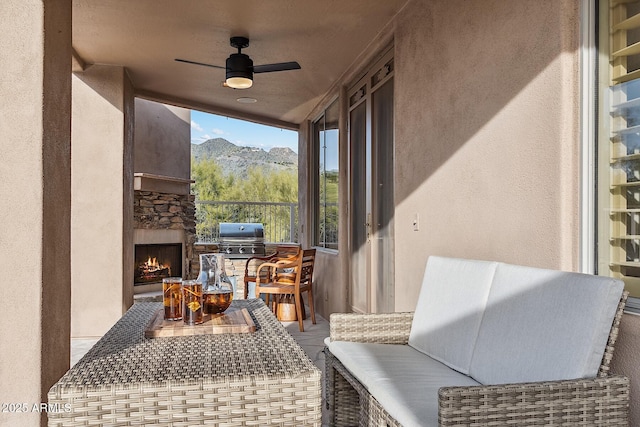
(133, 173), (197, 292)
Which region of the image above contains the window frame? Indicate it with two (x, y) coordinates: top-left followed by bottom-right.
(311, 97), (340, 251)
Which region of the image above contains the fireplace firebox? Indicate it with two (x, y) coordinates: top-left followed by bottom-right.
(134, 243), (182, 285)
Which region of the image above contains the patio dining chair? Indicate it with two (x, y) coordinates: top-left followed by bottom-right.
(255, 248), (316, 332)
(243, 244), (300, 298)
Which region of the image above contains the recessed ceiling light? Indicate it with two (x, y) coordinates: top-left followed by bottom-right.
(236, 97), (257, 104)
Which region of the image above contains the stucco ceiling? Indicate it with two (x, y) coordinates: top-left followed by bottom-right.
(73, 0), (408, 128)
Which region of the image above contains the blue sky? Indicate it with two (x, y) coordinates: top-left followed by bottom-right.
(190, 110), (298, 153)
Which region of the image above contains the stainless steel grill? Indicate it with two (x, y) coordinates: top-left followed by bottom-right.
(218, 222), (266, 258)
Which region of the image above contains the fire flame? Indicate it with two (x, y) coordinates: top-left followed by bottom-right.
(136, 253), (172, 283)
(146, 256), (160, 269)
(139, 256), (170, 274)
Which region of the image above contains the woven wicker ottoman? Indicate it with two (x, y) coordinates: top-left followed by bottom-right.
(48, 299), (321, 426)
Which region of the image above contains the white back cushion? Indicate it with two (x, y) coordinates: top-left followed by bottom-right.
(408, 256), (498, 375)
(469, 263), (624, 385)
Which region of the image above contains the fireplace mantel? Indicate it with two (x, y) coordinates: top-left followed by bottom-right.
(134, 173), (194, 195)
(134, 228), (184, 245)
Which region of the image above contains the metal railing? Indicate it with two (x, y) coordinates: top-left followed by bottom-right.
(195, 200), (298, 243)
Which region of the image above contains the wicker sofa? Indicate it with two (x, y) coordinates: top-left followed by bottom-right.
(325, 256), (630, 426)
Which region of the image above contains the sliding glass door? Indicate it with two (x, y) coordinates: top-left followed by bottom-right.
(349, 50), (395, 313)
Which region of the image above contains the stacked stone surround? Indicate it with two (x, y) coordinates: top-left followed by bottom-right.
(133, 190), (198, 278)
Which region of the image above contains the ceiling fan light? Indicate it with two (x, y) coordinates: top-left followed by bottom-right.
(226, 53), (253, 89)
(225, 76), (253, 89)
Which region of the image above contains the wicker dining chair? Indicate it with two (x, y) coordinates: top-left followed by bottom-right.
(255, 248), (316, 332)
(243, 244), (300, 298)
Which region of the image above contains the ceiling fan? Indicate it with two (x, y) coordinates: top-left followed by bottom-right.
(175, 36), (301, 89)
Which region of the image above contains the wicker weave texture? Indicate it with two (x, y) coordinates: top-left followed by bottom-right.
(329, 312), (413, 344)
(325, 294), (630, 427)
(325, 349), (401, 427)
(324, 349), (361, 426)
(599, 291), (628, 378)
(48, 300), (321, 426)
(438, 376), (629, 426)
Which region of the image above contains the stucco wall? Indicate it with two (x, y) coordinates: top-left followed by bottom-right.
(134, 98), (190, 180)
(71, 65), (135, 338)
(0, 1), (72, 425)
(313, 250), (344, 317)
(393, 0), (580, 311)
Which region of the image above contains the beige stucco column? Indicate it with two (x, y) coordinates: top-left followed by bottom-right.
(71, 65), (135, 338)
(0, 1), (72, 426)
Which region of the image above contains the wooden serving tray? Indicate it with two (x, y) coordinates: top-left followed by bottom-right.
(145, 307), (256, 338)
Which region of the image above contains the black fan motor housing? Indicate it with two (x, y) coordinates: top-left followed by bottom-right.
(226, 53), (253, 80)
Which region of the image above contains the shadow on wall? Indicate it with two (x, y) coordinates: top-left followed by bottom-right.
(356, 1), (580, 269)
(393, 0), (575, 203)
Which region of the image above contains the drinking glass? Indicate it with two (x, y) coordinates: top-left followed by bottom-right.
(162, 277), (183, 320)
(182, 279), (204, 325)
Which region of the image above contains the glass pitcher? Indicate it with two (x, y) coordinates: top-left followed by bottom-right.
(201, 253), (234, 314)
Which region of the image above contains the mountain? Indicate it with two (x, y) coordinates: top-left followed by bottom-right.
(191, 138), (298, 178)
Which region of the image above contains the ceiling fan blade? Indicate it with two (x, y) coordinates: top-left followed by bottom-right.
(253, 61), (301, 74)
(174, 58), (225, 70)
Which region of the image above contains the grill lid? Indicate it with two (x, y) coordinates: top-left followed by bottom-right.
(219, 222), (264, 241)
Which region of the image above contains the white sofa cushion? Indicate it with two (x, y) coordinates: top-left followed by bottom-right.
(469, 263), (624, 385)
(328, 340), (480, 427)
(408, 256), (498, 374)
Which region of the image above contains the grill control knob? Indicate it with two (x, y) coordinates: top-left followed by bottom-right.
(225, 247), (232, 254)
(251, 247), (257, 254)
(238, 246), (246, 254)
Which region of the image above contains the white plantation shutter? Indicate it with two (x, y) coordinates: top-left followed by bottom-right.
(602, 0), (640, 297)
